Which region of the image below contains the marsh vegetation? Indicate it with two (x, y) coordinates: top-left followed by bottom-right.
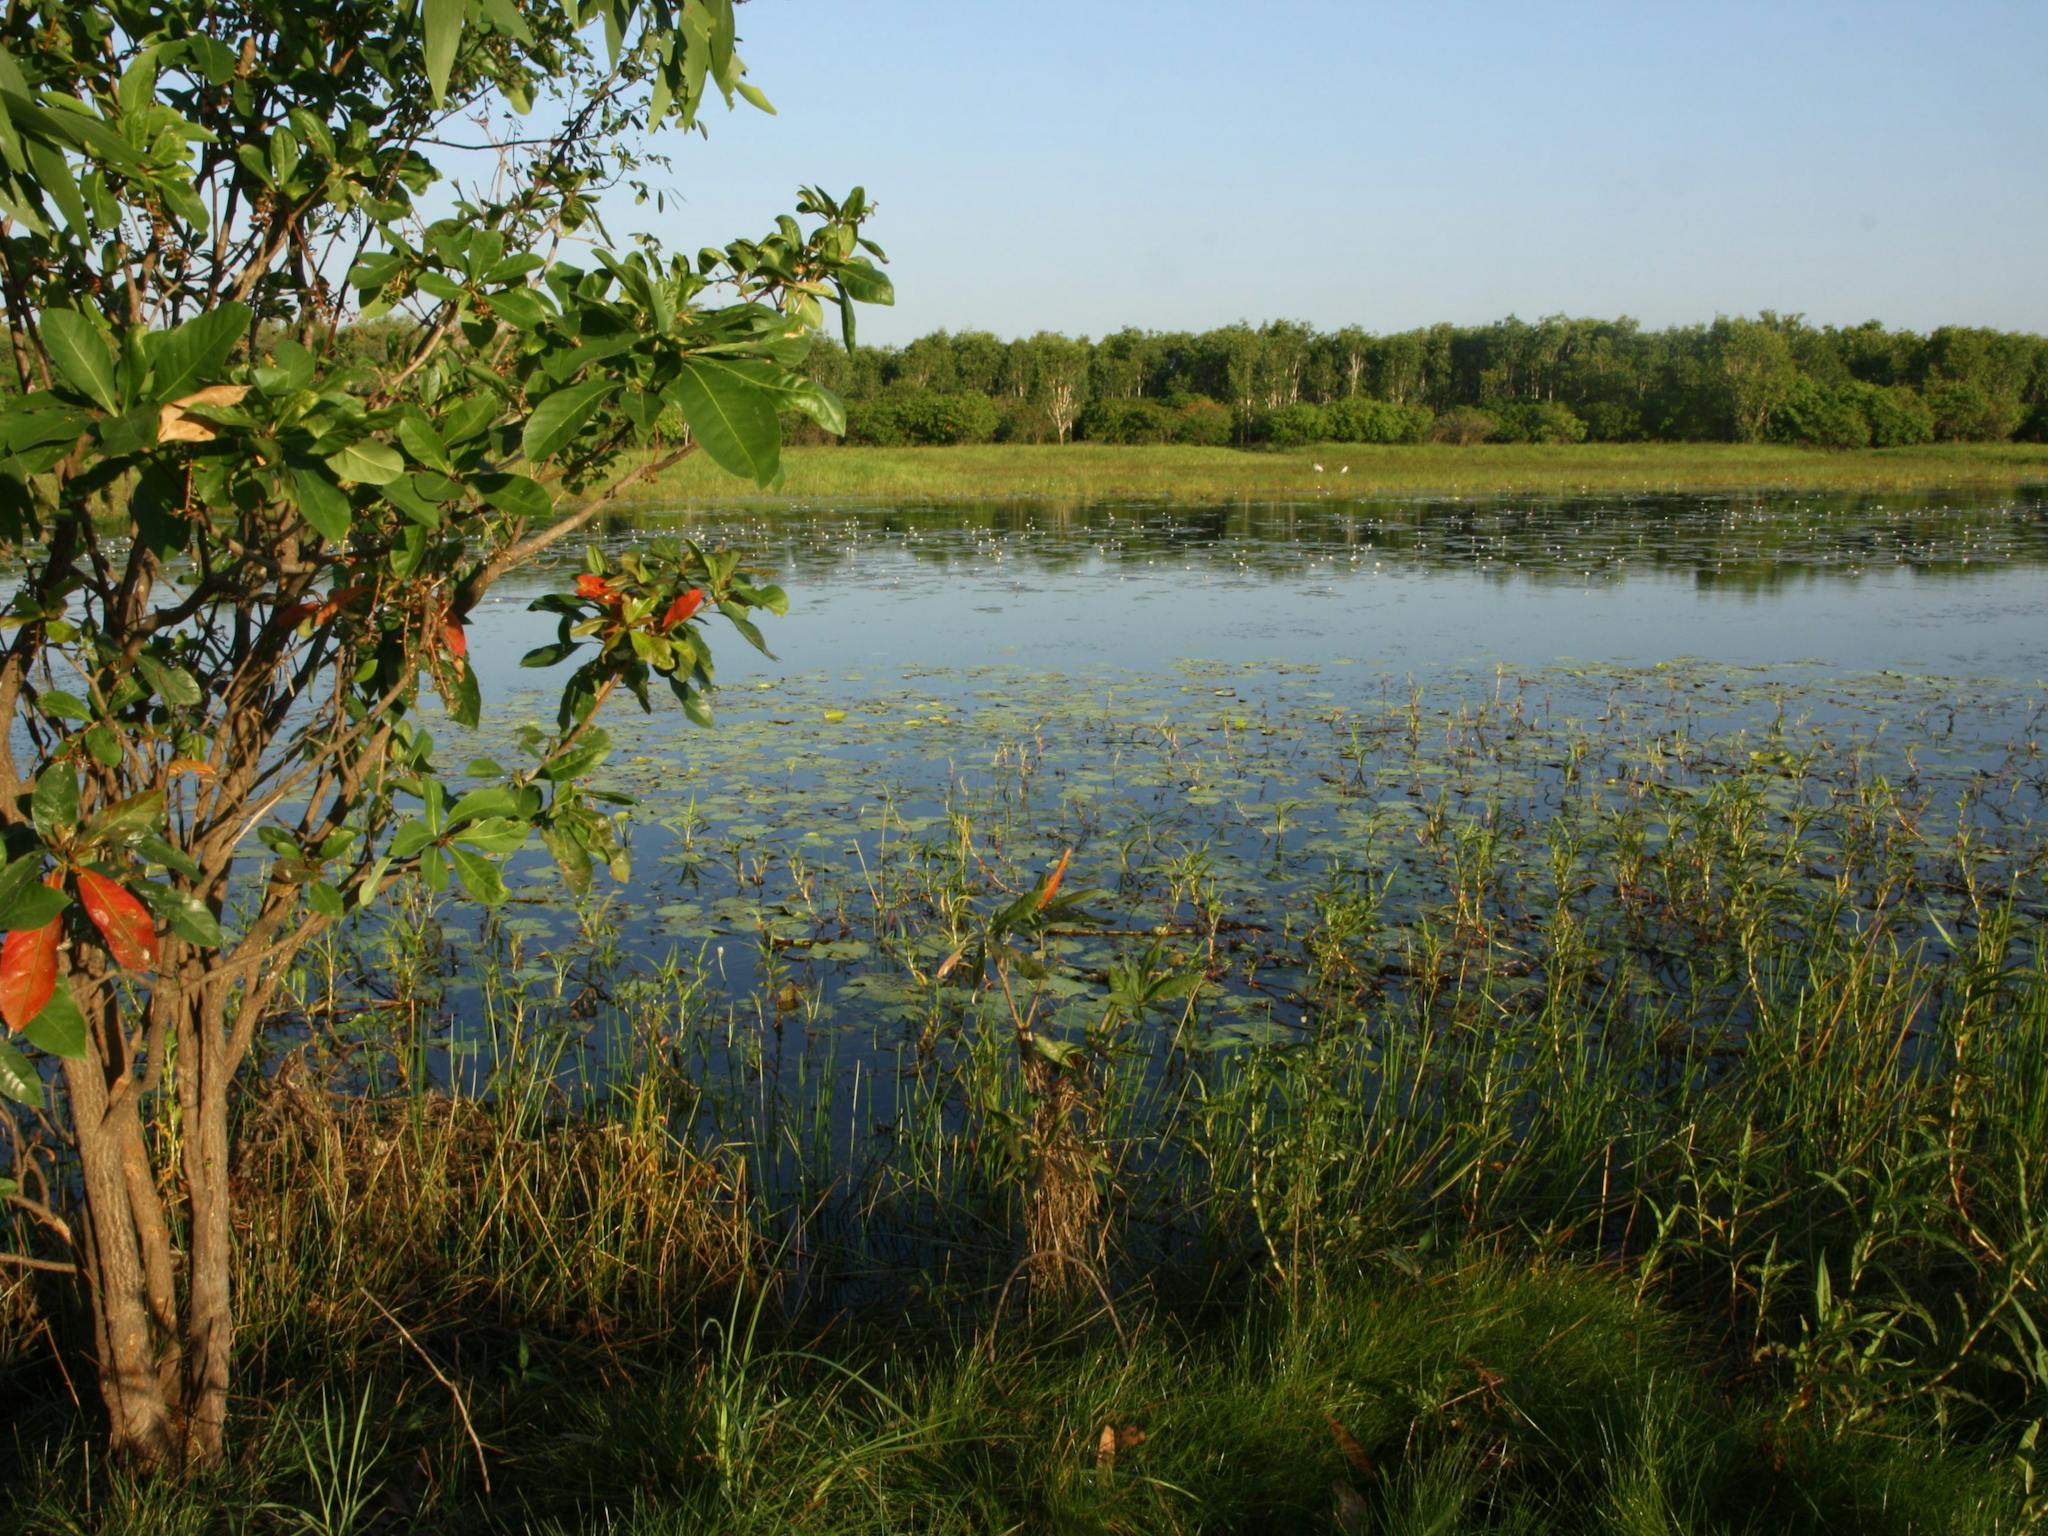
(7, 489), (2047, 1531)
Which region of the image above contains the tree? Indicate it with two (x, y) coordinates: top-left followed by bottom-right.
(1026, 331), (1089, 445)
(1713, 316), (1799, 441)
(0, 0), (889, 1472)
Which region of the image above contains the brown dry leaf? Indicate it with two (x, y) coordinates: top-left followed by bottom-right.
(158, 384), (251, 445)
(177, 384), (250, 409)
(164, 757), (216, 778)
(1095, 1423), (1117, 1472)
(1116, 1425), (1147, 1450)
(156, 407), (215, 443)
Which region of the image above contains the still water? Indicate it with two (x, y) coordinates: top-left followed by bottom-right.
(374, 489), (2048, 1113)
(468, 491), (2048, 693)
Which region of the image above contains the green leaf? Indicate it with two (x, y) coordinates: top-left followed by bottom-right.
(145, 304), (251, 402)
(0, 1038), (40, 1107)
(447, 844), (506, 905)
(667, 357), (780, 486)
(450, 817), (530, 855)
(447, 786), (520, 825)
(31, 763), (78, 841)
(397, 414), (453, 473)
(448, 664), (481, 729)
(424, 0), (466, 106)
(292, 465), (353, 541)
(140, 885), (225, 948)
(134, 653), (202, 708)
(0, 853), (61, 928)
(780, 378), (847, 437)
(268, 126), (300, 186)
(324, 439), (404, 486)
(833, 260), (894, 306)
(21, 980), (85, 1057)
(478, 0), (534, 43)
(81, 788), (163, 849)
(388, 821), (436, 859)
(521, 379), (616, 462)
(41, 308), (120, 413)
(540, 734), (610, 781)
(137, 833), (201, 880)
(476, 472), (552, 519)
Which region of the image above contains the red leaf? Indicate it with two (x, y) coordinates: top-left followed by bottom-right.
(78, 870), (158, 973)
(0, 879), (62, 1032)
(660, 588), (705, 631)
(442, 621), (468, 659)
(576, 574), (622, 606)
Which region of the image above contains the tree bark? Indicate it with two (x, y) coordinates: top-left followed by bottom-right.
(62, 1052), (180, 1471)
(178, 984), (236, 1466)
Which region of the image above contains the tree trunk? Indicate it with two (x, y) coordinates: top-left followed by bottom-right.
(178, 988), (235, 1466)
(59, 975), (242, 1472)
(63, 1052), (181, 1471)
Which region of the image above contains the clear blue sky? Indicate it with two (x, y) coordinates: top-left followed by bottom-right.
(622, 0), (2047, 345)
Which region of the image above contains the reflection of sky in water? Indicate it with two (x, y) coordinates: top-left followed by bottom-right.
(462, 490), (2048, 699)
(357, 491), (2048, 1147)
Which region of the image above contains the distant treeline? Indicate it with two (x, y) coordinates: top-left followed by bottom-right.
(788, 315), (2048, 450)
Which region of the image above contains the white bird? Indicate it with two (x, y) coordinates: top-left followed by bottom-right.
(1340, 465), (1349, 474)
(1312, 462), (1323, 473)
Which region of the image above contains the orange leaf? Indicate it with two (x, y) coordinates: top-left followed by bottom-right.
(576, 574), (622, 606)
(0, 878), (63, 1032)
(660, 588), (705, 630)
(77, 870), (158, 972)
(442, 622), (468, 659)
(1035, 847), (1072, 911)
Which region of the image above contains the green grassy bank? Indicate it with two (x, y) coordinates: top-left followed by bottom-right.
(6, 1256), (2030, 1535)
(630, 441), (2048, 505)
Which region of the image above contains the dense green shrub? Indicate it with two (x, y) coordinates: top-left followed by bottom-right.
(1432, 406), (1500, 445)
(1260, 403), (1329, 447)
(1080, 398), (1181, 444)
(1580, 401), (1645, 441)
(1324, 397), (1434, 444)
(1858, 383), (1936, 447)
(1773, 380), (1873, 449)
(1172, 396), (1235, 446)
(1491, 401), (1589, 444)
(902, 391), (1000, 445)
(1926, 378), (2024, 441)
(993, 396), (1055, 443)
(850, 391), (1000, 446)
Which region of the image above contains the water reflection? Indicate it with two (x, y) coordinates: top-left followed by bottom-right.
(459, 489), (2048, 692)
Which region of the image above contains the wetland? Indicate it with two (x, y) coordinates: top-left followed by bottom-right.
(11, 485), (2048, 1533)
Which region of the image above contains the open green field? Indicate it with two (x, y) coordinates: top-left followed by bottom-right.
(632, 441), (2048, 504)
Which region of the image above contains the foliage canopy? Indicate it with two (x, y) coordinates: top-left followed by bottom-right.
(0, 0), (888, 1471)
